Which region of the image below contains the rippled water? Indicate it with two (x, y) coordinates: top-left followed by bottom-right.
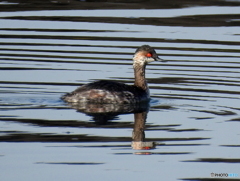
(1, 1), (240, 181)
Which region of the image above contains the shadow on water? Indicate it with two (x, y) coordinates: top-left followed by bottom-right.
(0, 101), (209, 145)
(2, 0), (240, 11)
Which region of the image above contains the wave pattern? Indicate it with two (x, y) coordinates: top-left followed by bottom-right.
(0, 2), (240, 180)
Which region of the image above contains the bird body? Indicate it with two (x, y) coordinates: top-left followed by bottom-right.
(62, 45), (164, 104)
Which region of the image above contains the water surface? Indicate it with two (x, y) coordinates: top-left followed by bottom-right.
(0, 1), (240, 181)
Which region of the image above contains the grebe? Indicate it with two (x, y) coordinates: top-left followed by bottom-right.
(62, 45), (164, 104)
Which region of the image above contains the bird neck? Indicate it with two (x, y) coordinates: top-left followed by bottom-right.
(133, 63), (148, 92)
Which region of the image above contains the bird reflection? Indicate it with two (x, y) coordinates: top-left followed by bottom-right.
(67, 102), (149, 124)
(65, 102), (156, 150)
(132, 111), (156, 151)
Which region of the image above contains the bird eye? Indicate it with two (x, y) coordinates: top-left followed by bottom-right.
(146, 53), (152, 57)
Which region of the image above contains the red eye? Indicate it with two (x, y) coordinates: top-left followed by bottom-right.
(146, 53), (152, 57)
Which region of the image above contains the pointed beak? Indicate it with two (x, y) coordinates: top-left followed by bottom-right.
(155, 57), (166, 62)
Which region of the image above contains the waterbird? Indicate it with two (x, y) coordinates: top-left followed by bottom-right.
(62, 45), (165, 104)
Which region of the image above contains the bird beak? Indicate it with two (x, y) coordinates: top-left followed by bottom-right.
(155, 57), (166, 62)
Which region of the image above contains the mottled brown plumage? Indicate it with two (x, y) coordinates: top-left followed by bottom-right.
(62, 45), (164, 104)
